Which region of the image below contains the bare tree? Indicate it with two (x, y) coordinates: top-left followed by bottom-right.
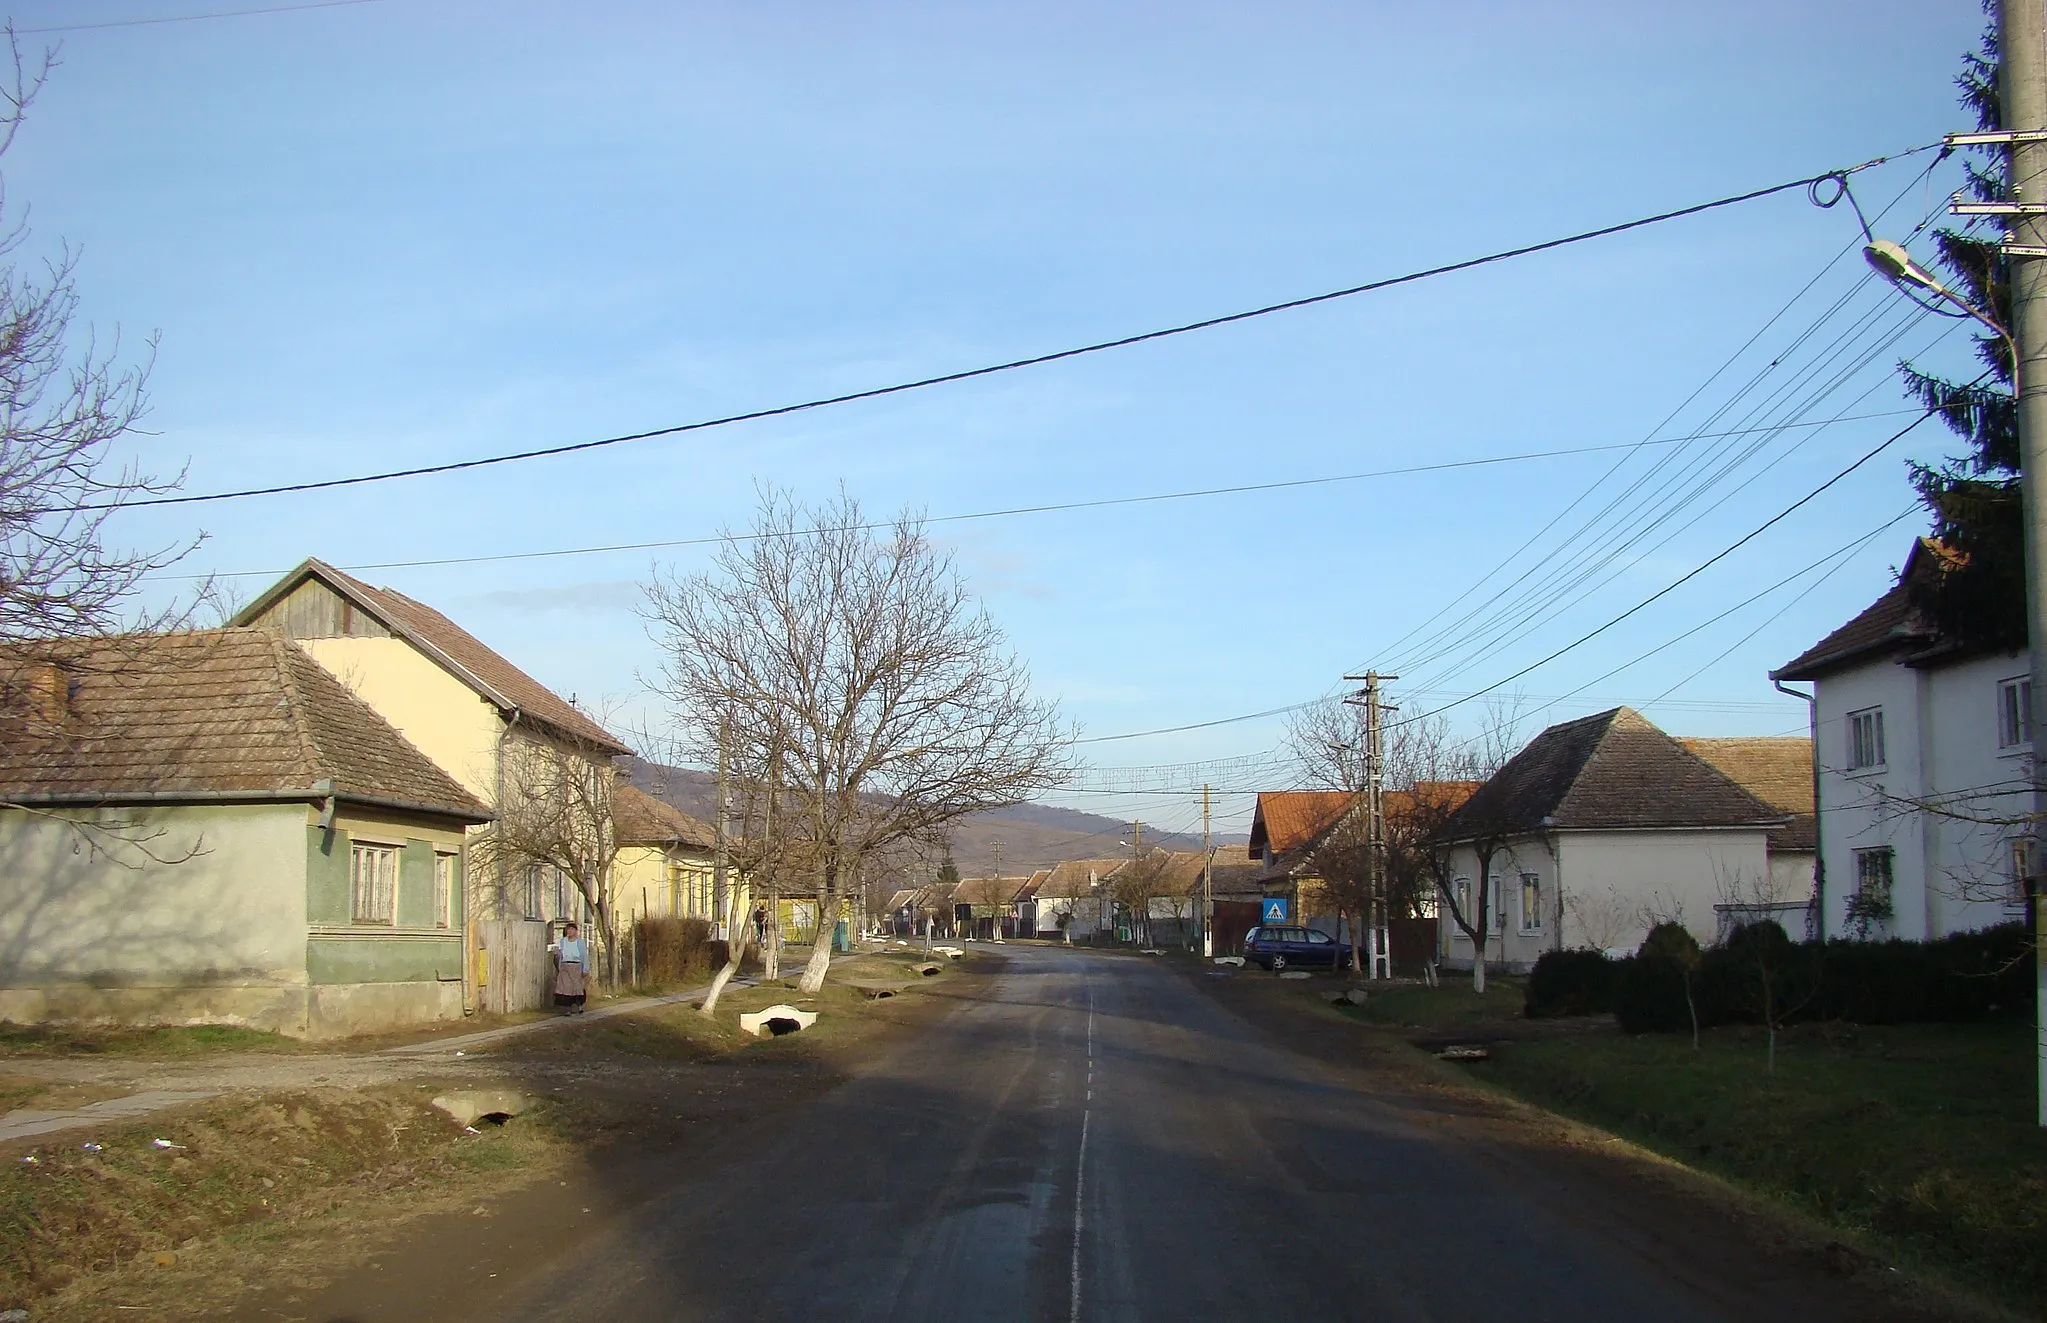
(470, 736), (622, 987)
(1107, 849), (1174, 948)
(645, 488), (1073, 994)
(1386, 700), (1523, 992)
(0, 40), (197, 668)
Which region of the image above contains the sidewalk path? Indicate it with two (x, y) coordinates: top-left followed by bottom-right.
(0, 976), (768, 1144)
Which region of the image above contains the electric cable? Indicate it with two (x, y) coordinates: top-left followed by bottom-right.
(75, 144), (1943, 516)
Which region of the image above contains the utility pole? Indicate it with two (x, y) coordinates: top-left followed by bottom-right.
(2002, 0), (2047, 1129)
(1345, 671), (1399, 980)
(1201, 783), (1215, 958)
(713, 714), (729, 941)
(991, 838), (1004, 939)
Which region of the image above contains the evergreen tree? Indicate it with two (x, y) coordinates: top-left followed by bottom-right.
(1903, 7), (2026, 650)
(936, 850), (961, 887)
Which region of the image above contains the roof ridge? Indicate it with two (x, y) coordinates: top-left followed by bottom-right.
(261, 628), (330, 786)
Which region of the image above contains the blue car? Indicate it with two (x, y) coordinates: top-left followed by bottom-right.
(1243, 924), (1353, 971)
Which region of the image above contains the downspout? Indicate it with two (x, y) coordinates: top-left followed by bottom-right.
(1775, 678), (1823, 941)
(1541, 816), (1562, 954)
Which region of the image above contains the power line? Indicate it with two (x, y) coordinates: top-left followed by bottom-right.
(166, 409), (1923, 582)
(84, 145), (1940, 516)
(16, 0), (390, 34)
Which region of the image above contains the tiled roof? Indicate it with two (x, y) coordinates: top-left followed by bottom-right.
(1015, 869), (1051, 902)
(1772, 539), (1950, 681)
(1679, 736), (1816, 853)
(0, 629), (492, 821)
(240, 559), (630, 754)
(1436, 707), (1782, 841)
(955, 874), (1034, 908)
(1247, 791), (1356, 856)
(1204, 844), (1265, 897)
(1254, 783), (1481, 882)
(614, 783), (716, 849)
(1034, 857), (1126, 899)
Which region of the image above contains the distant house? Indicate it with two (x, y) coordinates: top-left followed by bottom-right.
(1771, 539), (2033, 941)
(1678, 736), (1817, 938)
(612, 783), (719, 926)
(1432, 707), (1786, 972)
(0, 629), (493, 1037)
(954, 874), (1034, 939)
(1204, 844), (1266, 954)
(1013, 869), (1051, 936)
(1030, 858), (1127, 940)
(233, 559), (634, 1012)
(1247, 790), (1355, 931)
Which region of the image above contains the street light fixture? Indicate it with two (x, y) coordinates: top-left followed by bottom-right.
(1864, 238), (2016, 371)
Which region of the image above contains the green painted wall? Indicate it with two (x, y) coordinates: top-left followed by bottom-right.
(398, 840), (435, 927)
(307, 826), (349, 924)
(306, 935), (462, 985)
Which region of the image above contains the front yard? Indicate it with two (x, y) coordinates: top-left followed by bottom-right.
(1321, 976), (2046, 1315)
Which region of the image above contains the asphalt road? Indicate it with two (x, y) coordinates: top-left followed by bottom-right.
(344, 945), (1916, 1323)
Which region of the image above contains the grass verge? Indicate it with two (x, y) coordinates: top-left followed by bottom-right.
(0, 1083), (571, 1316)
(0, 1022), (314, 1057)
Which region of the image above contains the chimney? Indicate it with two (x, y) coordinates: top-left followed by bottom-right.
(22, 661), (74, 728)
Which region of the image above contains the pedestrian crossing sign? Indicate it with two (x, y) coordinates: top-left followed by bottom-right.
(1261, 897), (1290, 924)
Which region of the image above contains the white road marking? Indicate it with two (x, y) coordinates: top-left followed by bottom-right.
(1070, 986), (1094, 1323)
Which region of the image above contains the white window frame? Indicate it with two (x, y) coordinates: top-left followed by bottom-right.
(351, 843), (399, 925)
(1519, 871), (1544, 933)
(1852, 846), (1894, 913)
(434, 852), (457, 929)
(2011, 838), (2036, 909)
(1847, 706), (1886, 771)
(1451, 876), (1472, 939)
(1486, 873), (1504, 935)
(1999, 676), (2033, 750)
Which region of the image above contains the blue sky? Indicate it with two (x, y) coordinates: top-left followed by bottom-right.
(9, 0), (1995, 839)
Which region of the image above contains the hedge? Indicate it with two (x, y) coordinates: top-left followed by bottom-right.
(1525, 948), (1622, 1018)
(1533, 922), (2035, 1032)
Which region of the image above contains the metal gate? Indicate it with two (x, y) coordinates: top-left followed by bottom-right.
(477, 919), (549, 1014)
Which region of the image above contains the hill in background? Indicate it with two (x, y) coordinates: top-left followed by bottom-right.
(626, 759), (1244, 876)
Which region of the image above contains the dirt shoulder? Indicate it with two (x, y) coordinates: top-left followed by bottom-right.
(1, 954), (994, 1322)
(1174, 963), (2022, 1323)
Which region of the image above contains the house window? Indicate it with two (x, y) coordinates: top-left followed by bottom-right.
(521, 864), (543, 919)
(2011, 838), (2037, 908)
(1452, 876), (1472, 934)
(1520, 872), (1543, 932)
(434, 853), (456, 929)
(351, 844), (398, 925)
(1487, 875), (1504, 935)
(1847, 707), (1886, 770)
(1847, 847), (1895, 935)
(1999, 677), (2033, 749)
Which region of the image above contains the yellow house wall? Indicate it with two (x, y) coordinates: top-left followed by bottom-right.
(294, 636), (505, 800)
(615, 844), (739, 925)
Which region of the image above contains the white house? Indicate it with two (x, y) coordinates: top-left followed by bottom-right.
(1771, 538), (2033, 941)
(1433, 707), (1790, 971)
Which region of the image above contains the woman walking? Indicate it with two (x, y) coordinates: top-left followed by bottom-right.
(550, 921), (588, 1015)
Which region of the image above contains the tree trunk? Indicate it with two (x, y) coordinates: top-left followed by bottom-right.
(1471, 937), (1487, 993)
(699, 890), (755, 1017)
(797, 888), (835, 993)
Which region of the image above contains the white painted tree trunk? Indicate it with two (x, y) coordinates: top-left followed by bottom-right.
(699, 890), (754, 1017)
(1471, 945), (1487, 993)
(797, 913), (834, 993)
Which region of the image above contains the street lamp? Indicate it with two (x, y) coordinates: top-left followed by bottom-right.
(1864, 238), (2017, 372)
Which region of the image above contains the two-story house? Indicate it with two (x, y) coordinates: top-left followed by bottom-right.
(1771, 538), (2033, 941)
(234, 559), (633, 1011)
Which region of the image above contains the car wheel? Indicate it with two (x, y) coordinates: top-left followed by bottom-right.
(1271, 953), (1288, 972)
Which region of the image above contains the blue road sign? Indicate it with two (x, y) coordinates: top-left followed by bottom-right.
(1261, 897), (1290, 924)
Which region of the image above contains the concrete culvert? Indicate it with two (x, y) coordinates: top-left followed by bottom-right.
(765, 1018), (802, 1036)
(740, 1004), (819, 1036)
(430, 1090), (529, 1128)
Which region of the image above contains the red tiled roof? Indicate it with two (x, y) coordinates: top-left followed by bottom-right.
(614, 783), (716, 849)
(1247, 791), (1355, 856)
(1772, 539), (1951, 681)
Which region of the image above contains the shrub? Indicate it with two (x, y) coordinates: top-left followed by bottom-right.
(1637, 921), (1700, 962)
(1524, 948), (1619, 1018)
(633, 916), (728, 986)
(1610, 921), (2034, 1035)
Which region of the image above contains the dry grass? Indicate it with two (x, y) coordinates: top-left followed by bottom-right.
(0, 1083), (573, 1315)
(0, 1022), (316, 1057)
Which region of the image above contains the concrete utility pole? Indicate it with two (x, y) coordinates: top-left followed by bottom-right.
(2003, 0), (2047, 1129)
(1345, 671), (1399, 980)
(713, 714), (729, 939)
(1202, 783), (1215, 958)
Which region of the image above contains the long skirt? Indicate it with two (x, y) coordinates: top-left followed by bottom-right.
(553, 959), (587, 1009)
